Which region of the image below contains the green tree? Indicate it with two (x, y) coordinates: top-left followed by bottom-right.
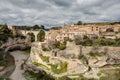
(58, 44), (66, 50)
(33, 25), (40, 30)
(76, 21), (82, 25)
(41, 25), (45, 29)
(37, 30), (45, 42)
(0, 24), (11, 33)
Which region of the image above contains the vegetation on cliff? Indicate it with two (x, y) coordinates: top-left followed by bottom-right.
(74, 35), (120, 46)
(13, 25), (45, 30)
(0, 25), (13, 42)
(0, 24), (25, 43)
(41, 56), (49, 62)
(50, 62), (68, 74)
(23, 70), (54, 80)
(37, 30), (45, 42)
(0, 50), (7, 66)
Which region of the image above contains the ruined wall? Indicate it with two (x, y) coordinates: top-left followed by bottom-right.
(82, 46), (120, 55)
(29, 42), (120, 69)
(30, 42), (120, 59)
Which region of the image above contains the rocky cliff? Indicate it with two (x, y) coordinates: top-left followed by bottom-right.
(27, 42), (120, 79)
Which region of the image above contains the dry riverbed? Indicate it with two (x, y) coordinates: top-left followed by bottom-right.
(10, 51), (29, 80)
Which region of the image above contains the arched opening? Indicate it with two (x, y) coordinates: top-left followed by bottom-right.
(27, 32), (35, 42)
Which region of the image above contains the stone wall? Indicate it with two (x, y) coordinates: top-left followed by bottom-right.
(81, 46), (120, 67)
(82, 46), (120, 55)
(29, 42), (120, 69)
(30, 42), (120, 60)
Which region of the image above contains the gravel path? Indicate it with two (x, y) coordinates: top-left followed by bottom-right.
(10, 51), (29, 80)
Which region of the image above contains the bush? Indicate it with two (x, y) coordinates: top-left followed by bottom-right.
(58, 44), (66, 50)
(82, 36), (93, 46)
(99, 76), (109, 80)
(99, 69), (120, 80)
(41, 56), (49, 62)
(97, 72), (102, 76)
(93, 39), (101, 46)
(32, 62), (49, 70)
(88, 52), (95, 57)
(42, 48), (50, 51)
(57, 76), (71, 80)
(24, 48), (31, 54)
(23, 70), (54, 80)
(0, 34), (13, 42)
(0, 60), (7, 66)
(97, 52), (106, 57)
(78, 55), (84, 59)
(88, 52), (106, 58)
(50, 62), (68, 74)
(74, 35), (120, 46)
(0, 51), (7, 66)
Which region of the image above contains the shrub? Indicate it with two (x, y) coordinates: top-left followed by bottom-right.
(56, 76), (71, 80)
(78, 55), (84, 59)
(24, 48), (31, 54)
(0, 60), (7, 66)
(32, 62), (49, 70)
(41, 56), (49, 62)
(97, 52), (106, 57)
(42, 48), (50, 51)
(99, 76), (108, 80)
(97, 72), (102, 76)
(93, 39), (101, 46)
(58, 44), (66, 50)
(23, 70), (54, 80)
(50, 62), (68, 74)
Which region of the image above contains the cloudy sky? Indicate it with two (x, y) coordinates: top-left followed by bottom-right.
(0, 0), (120, 28)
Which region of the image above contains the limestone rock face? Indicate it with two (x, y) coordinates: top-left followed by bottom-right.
(0, 41), (2, 47)
(5, 44), (27, 52)
(87, 48), (120, 68)
(107, 51), (120, 64)
(57, 42), (80, 59)
(1, 38), (30, 54)
(29, 42), (89, 75)
(28, 41), (120, 79)
(12, 27), (17, 37)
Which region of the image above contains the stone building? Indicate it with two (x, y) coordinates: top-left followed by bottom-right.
(45, 24), (120, 42)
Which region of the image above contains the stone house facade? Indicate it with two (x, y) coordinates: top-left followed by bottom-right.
(45, 24), (120, 42)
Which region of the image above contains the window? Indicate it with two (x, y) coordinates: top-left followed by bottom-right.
(92, 27), (94, 31)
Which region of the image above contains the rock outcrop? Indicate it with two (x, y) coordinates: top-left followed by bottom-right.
(27, 41), (120, 79)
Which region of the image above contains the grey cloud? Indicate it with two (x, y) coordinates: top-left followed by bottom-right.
(46, 0), (76, 8)
(0, 0), (120, 28)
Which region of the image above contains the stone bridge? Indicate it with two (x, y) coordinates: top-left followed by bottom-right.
(20, 30), (41, 41)
(8, 26), (47, 42)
